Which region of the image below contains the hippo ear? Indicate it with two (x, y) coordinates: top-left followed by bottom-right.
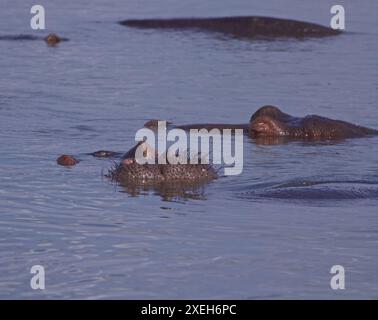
(144, 120), (159, 128)
(250, 105), (286, 122)
(144, 120), (172, 129)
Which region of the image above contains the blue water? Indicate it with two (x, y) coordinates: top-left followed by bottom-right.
(0, 0), (377, 299)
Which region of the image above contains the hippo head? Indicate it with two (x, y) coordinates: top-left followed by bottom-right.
(44, 33), (61, 46)
(144, 119), (173, 130)
(249, 105), (290, 137)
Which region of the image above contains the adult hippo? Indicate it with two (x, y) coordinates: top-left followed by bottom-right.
(146, 106), (378, 141)
(248, 106), (378, 139)
(57, 141), (218, 185)
(119, 16), (341, 39)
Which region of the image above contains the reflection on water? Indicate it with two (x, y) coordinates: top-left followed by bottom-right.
(118, 180), (210, 201)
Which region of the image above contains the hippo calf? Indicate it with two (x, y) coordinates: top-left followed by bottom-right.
(119, 16), (341, 39)
(57, 150), (120, 166)
(0, 33), (68, 46)
(57, 141), (218, 187)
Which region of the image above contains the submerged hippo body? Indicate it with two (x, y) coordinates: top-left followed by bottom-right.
(112, 160), (217, 184)
(248, 106), (378, 140)
(57, 154), (79, 166)
(119, 16), (341, 39)
(150, 106), (378, 141)
(0, 33), (68, 46)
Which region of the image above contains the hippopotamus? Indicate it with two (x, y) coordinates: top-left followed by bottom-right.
(56, 150), (121, 166)
(0, 33), (68, 46)
(119, 16), (341, 39)
(58, 105), (377, 166)
(57, 141), (218, 190)
(146, 106), (378, 141)
(56, 141), (217, 200)
(107, 141), (218, 185)
(44, 33), (65, 46)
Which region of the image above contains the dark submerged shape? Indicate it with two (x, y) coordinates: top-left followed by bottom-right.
(241, 181), (378, 201)
(0, 35), (39, 41)
(119, 16), (341, 39)
(0, 33), (68, 45)
(89, 150), (121, 158)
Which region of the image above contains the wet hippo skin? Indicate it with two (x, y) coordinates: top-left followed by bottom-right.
(119, 16), (341, 39)
(249, 106), (378, 139)
(146, 106), (378, 141)
(109, 141), (218, 184)
(57, 155), (79, 166)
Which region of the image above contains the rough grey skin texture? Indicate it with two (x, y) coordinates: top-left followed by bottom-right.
(107, 141), (218, 185)
(111, 160), (217, 184)
(119, 16), (341, 39)
(146, 106), (378, 141)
